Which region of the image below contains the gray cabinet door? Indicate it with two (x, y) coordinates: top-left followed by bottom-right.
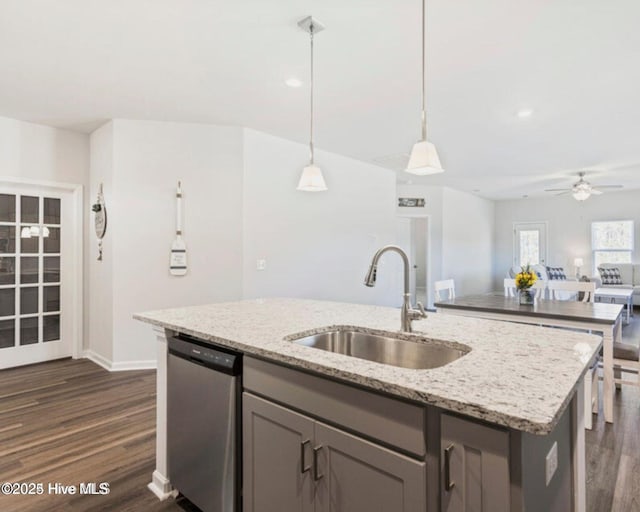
(441, 414), (510, 512)
(243, 393), (315, 512)
(314, 421), (427, 512)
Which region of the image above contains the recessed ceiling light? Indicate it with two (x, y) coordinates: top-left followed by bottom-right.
(516, 109), (533, 119)
(285, 78), (303, 88)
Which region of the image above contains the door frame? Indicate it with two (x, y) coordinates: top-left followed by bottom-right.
(397, 214), (431, 308)
(512, 221), (548, 269)
(0, 176), (83, 362)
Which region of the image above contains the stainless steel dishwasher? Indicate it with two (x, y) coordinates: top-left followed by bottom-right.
(167, 333), (242, 512)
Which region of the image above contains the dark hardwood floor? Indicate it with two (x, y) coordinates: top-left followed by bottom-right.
(1, 312), (639, 512)
(587, 310), (640, 512)
(0, 358), (183, 512)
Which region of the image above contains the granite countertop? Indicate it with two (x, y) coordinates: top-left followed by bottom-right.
(134, 298), (602, 435)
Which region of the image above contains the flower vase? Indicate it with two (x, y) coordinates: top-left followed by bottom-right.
(519, 288), (535, 305)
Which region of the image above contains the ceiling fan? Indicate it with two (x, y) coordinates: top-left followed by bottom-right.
(544, 172), (623, 201)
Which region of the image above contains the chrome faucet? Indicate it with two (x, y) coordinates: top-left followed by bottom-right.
(364, 245), (427, 332)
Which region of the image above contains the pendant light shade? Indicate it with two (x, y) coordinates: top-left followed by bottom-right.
(297, 16), (327, 192)
(406, 140), (443, 175)
(405, 0), (444, 176)
(297, 164), (328, 191)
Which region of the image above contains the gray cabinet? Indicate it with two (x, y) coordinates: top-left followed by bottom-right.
(441, 414), (510, 512)
(315, 421), (426, 512)
(243, 392), (426, 512)
(243, 393), (314, 512)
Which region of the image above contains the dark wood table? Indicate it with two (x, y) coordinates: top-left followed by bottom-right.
(435, 292), (623, 425)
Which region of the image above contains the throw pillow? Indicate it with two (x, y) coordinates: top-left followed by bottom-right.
(546, 266), (567, 280)
(598, 267), (623, 285)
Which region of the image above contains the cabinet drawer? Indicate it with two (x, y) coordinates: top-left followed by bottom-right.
(244, 357), (426, 457)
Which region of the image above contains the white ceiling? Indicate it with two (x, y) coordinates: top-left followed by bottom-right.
(1, 0), (639, 199)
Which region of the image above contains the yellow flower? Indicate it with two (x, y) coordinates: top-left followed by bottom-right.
(515, 265), (537, 290)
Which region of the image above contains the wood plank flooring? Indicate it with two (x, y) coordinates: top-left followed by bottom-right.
(1, 314), (639, 511)
(0, 358), (184, 512)
(587, 311), (640, 512)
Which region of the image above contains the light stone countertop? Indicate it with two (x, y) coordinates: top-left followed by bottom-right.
(134, 298), (602, 434)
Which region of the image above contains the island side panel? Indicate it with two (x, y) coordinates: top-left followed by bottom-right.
(148, 327), (176, 500)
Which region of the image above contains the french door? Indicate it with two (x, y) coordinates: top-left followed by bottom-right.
(0, 186), (73, 369)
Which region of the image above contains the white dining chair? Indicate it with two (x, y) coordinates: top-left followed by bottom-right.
(434, 279), (455, 301)
(547, 281), (596, 302)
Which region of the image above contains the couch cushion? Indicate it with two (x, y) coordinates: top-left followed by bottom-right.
(614, 342), (639, 362)
(546, 266), (567, 280)
(598, 267), (624, 285)
(599, 263), (633, 285)
(532, 264), (548, 280)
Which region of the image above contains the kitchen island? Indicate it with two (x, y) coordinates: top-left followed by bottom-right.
(135, 298), (602, 512)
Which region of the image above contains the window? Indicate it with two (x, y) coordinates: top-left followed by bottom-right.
(519, 230), (540, 266)
(591, 220), (634, 269)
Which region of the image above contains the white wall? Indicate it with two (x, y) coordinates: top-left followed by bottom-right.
(0, 116), (88, 185)
(442, 187), (495, 296)
(88, 122), (114, 362)
(89, 120), (244, 366)
(395, 184), (495, 302)
(494, 189), (640, 288)
(242, 129), (401, 307)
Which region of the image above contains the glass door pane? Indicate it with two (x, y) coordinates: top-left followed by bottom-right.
(0, 192), (63, 352)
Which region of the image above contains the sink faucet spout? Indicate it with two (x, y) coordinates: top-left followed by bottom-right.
(364, 245), (427, 332)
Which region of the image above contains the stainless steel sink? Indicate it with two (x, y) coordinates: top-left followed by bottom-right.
(291, 329), (468, 370)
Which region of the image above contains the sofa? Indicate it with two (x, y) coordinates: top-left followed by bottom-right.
(591, 263), (640, 305)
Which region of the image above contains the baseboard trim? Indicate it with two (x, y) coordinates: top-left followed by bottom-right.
(83, 350), (157, 372)
(83, 349), (112, 371)
(148, 470), (177, 501)
(111, 359), (157, 371)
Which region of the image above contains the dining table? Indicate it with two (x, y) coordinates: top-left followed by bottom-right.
(434, 292), (624, 425)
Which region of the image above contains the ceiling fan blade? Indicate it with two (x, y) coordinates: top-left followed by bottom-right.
(591, 189), (604, 195)
(554, 191), (571, 196)
(544, 188), (571, 192)
(592, 185), (623, 189)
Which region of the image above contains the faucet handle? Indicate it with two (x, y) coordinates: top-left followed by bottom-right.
(415, 301), (427, 318)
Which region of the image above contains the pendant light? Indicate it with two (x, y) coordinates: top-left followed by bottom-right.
(297, 16), (328, 192)
(405, 0), (444, 175)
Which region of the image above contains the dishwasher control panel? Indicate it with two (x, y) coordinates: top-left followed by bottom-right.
(169, 334), (241, 375)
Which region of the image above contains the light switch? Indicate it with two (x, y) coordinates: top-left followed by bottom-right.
(256, 259), (267, 271)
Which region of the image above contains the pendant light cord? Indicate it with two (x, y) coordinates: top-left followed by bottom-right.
(421, 0), (427, 141)
(309, 22), (315, 164)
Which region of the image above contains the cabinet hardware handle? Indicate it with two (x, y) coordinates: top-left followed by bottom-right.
(300, 439), (311, 474)
(444, 443), (455, 491)
(313, 445), (324, 481)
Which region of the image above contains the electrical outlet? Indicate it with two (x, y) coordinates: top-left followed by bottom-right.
(256, 259), (267, 271)
(545, 441), (558, 486)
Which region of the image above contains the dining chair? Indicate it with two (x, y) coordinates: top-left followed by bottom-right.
(547, 281), (596, 302)
(434, 279), (455, 301)
(612, 341), (640, 388)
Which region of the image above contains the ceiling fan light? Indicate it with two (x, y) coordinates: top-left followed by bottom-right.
(572, 185), (591, 201)
(297, 164), (327, 191)
(405, 140), (444, 175)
